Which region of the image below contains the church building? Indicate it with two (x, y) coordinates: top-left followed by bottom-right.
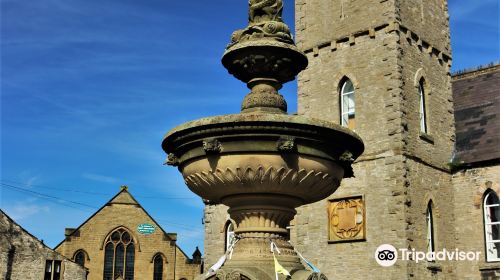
(55, 186), (202, 280)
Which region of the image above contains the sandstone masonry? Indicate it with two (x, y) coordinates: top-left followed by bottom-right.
(0, 210), (87, 280)
(203, 1), (499, 279)
(55, 187), (202, 280)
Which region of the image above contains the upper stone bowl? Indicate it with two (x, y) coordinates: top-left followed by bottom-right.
(162, 113), (364, 208)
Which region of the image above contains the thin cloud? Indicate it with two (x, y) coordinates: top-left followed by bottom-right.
(82, 173), (120, 184)
(5, 201), (50, 220)
(449, 0), (499, 21)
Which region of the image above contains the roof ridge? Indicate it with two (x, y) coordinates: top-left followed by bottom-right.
(452, 62), (500, 80)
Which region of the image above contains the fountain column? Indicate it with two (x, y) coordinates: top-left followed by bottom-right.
(162, 1), (364, 279)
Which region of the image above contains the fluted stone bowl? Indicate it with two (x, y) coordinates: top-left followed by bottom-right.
(162, 113), (364, 208)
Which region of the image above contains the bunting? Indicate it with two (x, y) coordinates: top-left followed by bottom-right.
(271, 241), (291, 280)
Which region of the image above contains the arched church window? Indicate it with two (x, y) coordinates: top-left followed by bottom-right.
(225, 221), (235, 252)
(73, 250), (86, 267)
(103, 228), (135, 280)
(426, 201), (435, 254)
(418, 79), (428, 133)
(484, 190), (500, 262)
(340, 78), (355, 129)
(153, 254), (163, 280)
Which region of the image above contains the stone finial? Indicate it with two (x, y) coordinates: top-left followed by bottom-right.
(120, 185), (128, 191)
(221, 0), (307, 114)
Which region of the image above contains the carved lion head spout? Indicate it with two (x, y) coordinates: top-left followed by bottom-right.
(249, 0), (283, 25)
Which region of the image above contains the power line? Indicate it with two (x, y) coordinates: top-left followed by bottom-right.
(1, 179), (197, 200)
(0, 183), (96, 212)
(1, 182), (202, 231)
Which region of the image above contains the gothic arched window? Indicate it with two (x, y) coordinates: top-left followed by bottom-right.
(224, 221), (235, 252)
(484, 190), (500, 262)
(73, 250), (86, 267)
(426, 201), (435, 254)
(340, 78), (355, 129)
(153, 254), (163, 280)
(418, 79), (428, 133)
(103, 228), (135, 280)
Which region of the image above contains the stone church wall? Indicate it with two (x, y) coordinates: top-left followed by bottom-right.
(55, 191), (201, 280)
(203, 204), (230, 269)
(291, 155), (408, 279)
(452, 165), (500, 279)
(0, 210), (86, 280)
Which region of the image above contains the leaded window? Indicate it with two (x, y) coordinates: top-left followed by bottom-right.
(340, 79), (355, 129)
(103, 228), (135, 280)
(153, 254), (163, 280)
(484, 191), (500, 262)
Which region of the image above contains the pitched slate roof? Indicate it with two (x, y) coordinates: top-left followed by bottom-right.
(452, 64), (500, 165)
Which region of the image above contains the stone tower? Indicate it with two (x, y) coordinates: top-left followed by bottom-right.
(203, 0), (459, 279)
(293, 0), (456, 279)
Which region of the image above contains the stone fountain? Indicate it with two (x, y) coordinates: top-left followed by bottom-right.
(162, 1), (364, 279)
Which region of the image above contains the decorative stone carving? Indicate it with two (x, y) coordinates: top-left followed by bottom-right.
(224, 46), (305, 86)
(241, 82), (287, 113)
(203, 138), (222, 154)
(276, 136), (295, 152)
(184, 166), (335, 196)
(212, 269), (252, 280)
(166, 153), (179, 166)
(337, 150), (355, 178)
(307, 273), (329, 280)
(328, 196), (366, 242)
(249, 0), (283, 24)
(229, 21), (293, 47)
(339, 150), (354, 163)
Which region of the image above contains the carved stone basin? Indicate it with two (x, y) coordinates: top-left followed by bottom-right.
(163, 113), (363, 209)
(163, 113), (363, 279)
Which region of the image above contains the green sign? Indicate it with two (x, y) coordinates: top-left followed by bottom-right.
(137, 223), (156, 235)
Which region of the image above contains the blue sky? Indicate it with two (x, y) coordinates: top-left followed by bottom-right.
(1, 0), (499, 256)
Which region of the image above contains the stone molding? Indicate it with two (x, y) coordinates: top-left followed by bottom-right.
(301, 22), (451, 67)
(184, 166), (336, 197)
(98, 225), (141, 251)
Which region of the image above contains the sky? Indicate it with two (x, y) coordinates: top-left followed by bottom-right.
(1, 0), (499, 257)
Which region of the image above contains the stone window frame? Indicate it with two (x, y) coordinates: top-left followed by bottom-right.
(43, 259), (62, 280)
(327, 195), (366, 244)
(339, 77), (356, 130)
(99, 225), (141, 252)
(414, 68), (434, 143)
(483, 189), (500, 262)
(73, 249), (89, 267)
